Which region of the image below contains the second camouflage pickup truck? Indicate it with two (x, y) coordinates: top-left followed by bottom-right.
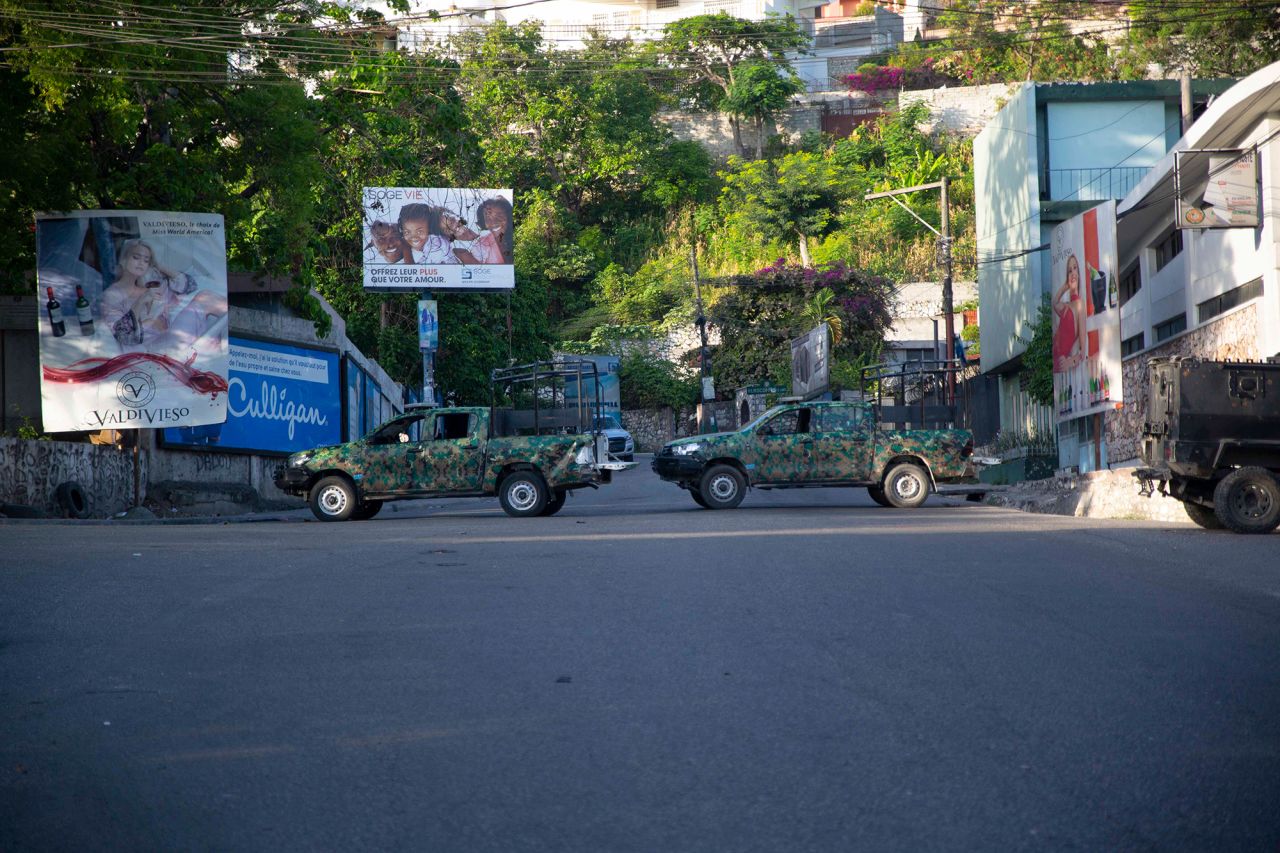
(652, 400), (975, 510)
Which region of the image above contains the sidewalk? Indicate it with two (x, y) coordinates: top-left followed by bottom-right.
(978, 467), (1194, 524)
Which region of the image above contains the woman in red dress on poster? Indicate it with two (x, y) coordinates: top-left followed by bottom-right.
(1053, 253), (1086, 372)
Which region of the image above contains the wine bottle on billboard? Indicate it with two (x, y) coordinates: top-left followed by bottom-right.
(75, 285), (94, 335)
(46, 287), (66, 337)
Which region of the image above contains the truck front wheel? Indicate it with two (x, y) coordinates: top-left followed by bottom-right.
(1213, 467), (1280, 534)
(309, 475), (356, 522)
(698, 465), (745, 510)
(499, 471), (549, 517)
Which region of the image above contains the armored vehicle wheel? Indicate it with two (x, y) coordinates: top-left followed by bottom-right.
(540, 490), (567, 516)
(1212, 467), (1280, 534)
(884, 463), (930, 509)
(866, 485), (892, 507)
(1182, 501), (1222, 530)
(310, 475), (356, 522)
(351, 500), (383, 521)
(698, 464), (745, 510)
(690, 489), (710, 508)
(499, 470), (549, 518)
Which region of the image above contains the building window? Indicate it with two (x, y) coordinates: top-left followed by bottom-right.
(1153, 229), (1183, 272)
(1154, 313), (1187, 343)
(1119, 263), (1141, 305)
(656, 0), (678, 7)
(1121, 332), (1145, 356)
(1197, 277), (1264, 323)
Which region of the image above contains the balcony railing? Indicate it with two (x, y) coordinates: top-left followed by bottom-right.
(1042, 166), (1151, 202)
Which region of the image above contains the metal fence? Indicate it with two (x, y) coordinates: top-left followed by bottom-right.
(1043, 166), (1151, 202)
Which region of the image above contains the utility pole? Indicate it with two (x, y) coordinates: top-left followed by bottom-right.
(864, 179), (956, 401)
(690, 240), (714, 434)
(1180, 69), (1194, 134)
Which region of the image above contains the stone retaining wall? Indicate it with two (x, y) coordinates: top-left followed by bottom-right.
(1106, 305), (1259, 465)
(623, 401), (741, 453)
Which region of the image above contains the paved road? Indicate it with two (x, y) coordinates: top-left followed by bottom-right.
(3, 465), (1279, 851)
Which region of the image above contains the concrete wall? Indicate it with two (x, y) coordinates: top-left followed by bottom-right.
(975, 82), (1039, 373)
(623, 400), (740, 452)
(900, 83), (1021, 136)
(0, 436), (140, 517)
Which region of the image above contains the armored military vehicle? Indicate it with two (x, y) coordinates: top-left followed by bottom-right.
(275, 360), (633, 521)
(652, 400), (976, 510)
(1134, 357), (1280, 534)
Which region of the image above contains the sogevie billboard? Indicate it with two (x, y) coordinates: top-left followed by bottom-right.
(160, 337), (341, 454)
(1050, 201), (1123, 423)
(36, 211), (228, 432)
(559, 354), (621, 415)
(362, 187), (514, 292)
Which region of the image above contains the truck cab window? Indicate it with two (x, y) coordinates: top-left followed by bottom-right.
(433, 413), (474, 440)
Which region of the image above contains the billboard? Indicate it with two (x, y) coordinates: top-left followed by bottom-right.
(559, 354), (621, 416)
(1175, 149), (1260, 229)
(362, 187), (514, 291)
(1050, 201), (1123, 423)
(36, 211), (228, 432)
(791, 324), (830, 399)
(160, 337), (340, 454)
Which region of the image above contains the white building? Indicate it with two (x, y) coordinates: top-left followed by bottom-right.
(973, 79), (1235, 457)
(394, 0), (930, 91)
(1106, 63), (1280, 465)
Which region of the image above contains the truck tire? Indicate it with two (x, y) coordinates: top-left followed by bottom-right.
(309, 475), (356, 522)
(540, 490), (567, 516)
(499, 471), (549, 517)
(866, 485), (892, 507)
(698, 464), (745, 510)
(884, 463), (930, 509)
(1182, 501), (1222, 530)
(690, 489), (710, 509)
(351, 500), (383, 521)
(1212, 467), (1280, 534)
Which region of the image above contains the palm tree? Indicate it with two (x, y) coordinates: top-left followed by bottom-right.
(799, 287), (843, 345)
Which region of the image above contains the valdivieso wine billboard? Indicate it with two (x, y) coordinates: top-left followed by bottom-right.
(35, 210), (229, 432)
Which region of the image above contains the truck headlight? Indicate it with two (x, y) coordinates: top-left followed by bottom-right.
(672, 442), (702, 456)
(291, 452), (312, 467)
(574, 444), (595, 465)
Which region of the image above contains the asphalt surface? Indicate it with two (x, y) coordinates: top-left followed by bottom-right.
(3, 462), (1280, 851)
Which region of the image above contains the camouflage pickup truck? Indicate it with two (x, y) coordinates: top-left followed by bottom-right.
(274, 360), (631, 521)
(652, 400), (975, 509)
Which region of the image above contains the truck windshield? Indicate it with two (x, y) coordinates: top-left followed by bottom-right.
(593, 415), (623, 431)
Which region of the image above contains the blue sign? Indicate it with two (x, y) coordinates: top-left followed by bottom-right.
(418, 299), (438, 351)
(161, 337), (341, 454)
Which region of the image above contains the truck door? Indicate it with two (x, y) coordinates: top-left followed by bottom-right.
(418, 410), (486, 492)
(753, 408), (814, 483)
(807, 404), (874, 481)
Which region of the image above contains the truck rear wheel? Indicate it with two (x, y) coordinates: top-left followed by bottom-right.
(499, 471), (549, 518)
(1212, 467), (1280, 534)
(884, 463), (930, 509)
(1182, 501), (1222, 530)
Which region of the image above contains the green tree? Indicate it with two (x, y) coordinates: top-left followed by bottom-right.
(721, 61), (805, 160)
(1122, 0), (1280, 77)
(659, 13), (808, 158)
(719, 151), (847, 267)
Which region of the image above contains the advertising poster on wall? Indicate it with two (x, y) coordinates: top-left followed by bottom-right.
(1175, 149), (1260, 229)
(36, 211), (229, 432)
(1050, 200), (1123, 424)
(559, 354), (621, 415)
(791, 323), (830, 399)
(362, 187), (514, 292)
(160, 337), (340, 454)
